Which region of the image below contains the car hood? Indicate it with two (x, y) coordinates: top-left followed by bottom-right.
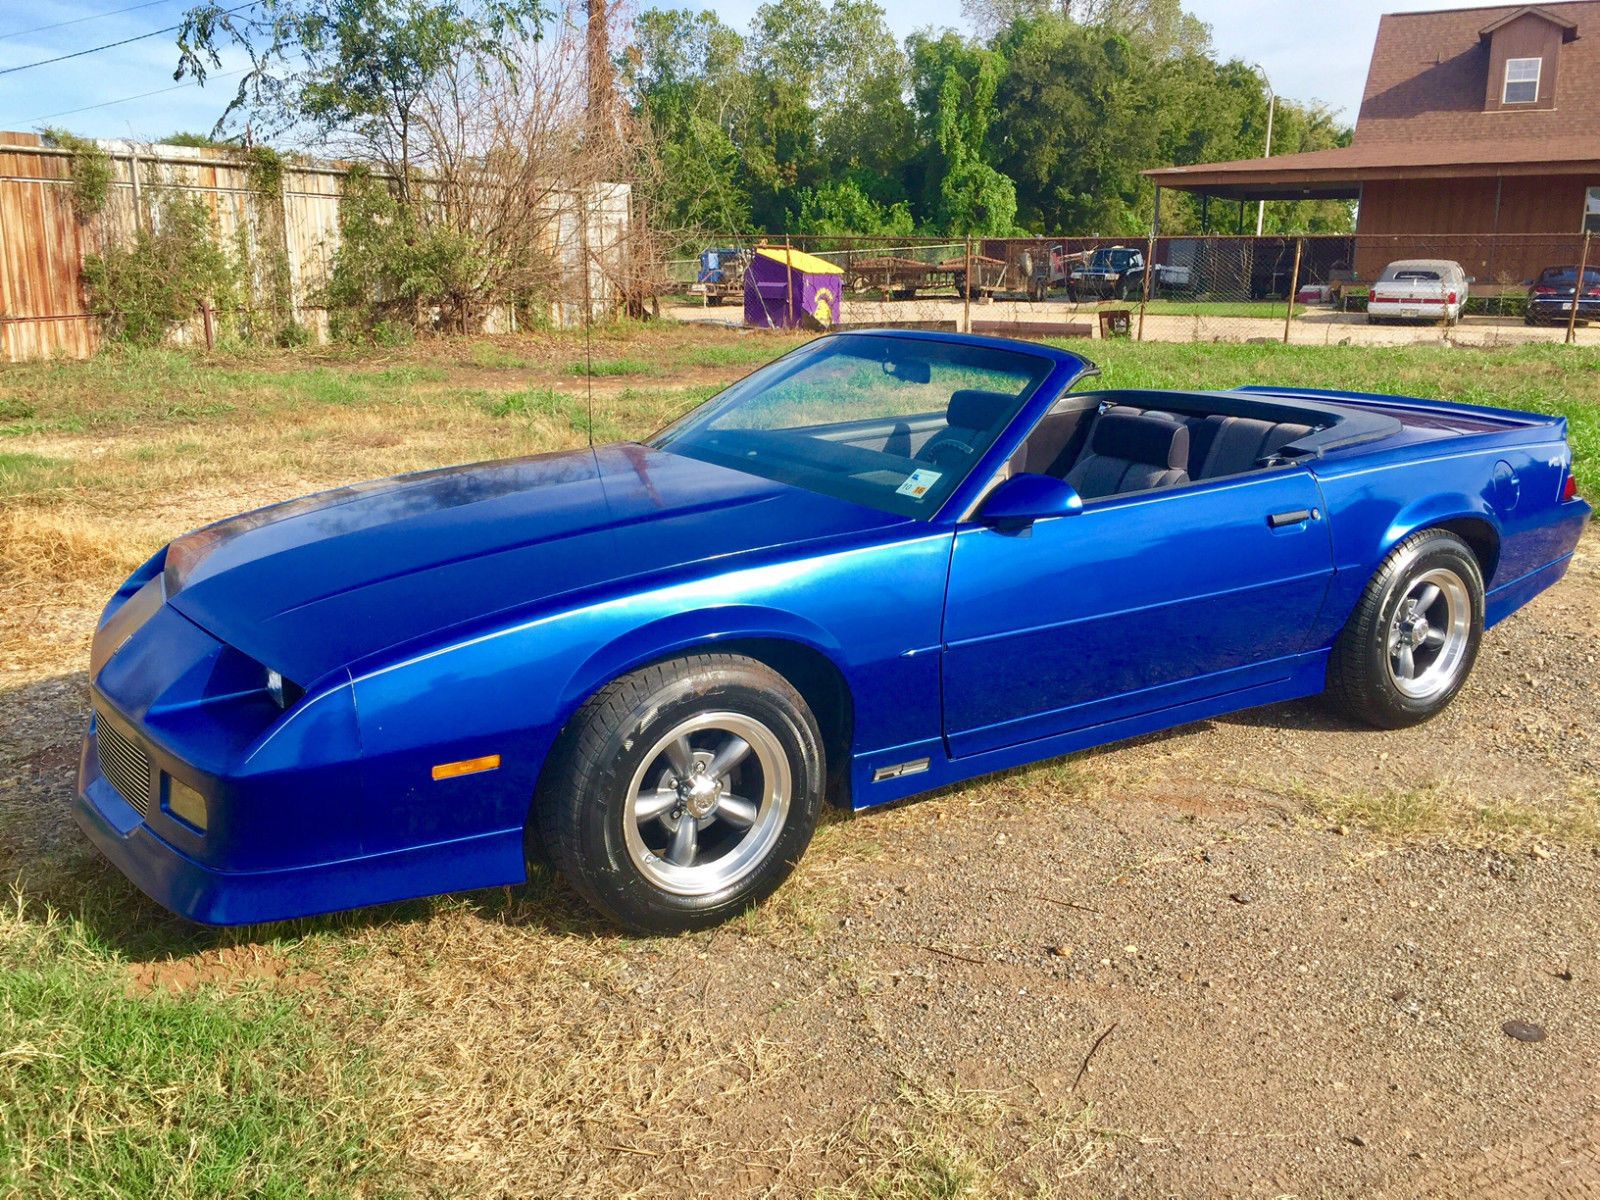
(164, 443), (908, 684)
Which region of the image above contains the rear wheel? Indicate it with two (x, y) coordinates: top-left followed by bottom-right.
(535, 654), (825, 933)
(1325, 529), (1484, 728)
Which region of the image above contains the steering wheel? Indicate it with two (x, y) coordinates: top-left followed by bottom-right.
(919, 437), (976, 468)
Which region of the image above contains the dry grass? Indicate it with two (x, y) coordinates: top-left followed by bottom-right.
(1289, 776), (1600, 849)
(816, 1077), (1112, 1200)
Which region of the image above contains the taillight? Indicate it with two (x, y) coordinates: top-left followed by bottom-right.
(1447, 291), (1458, 304)
(1533, 286), (1557, 296)
(1563, 472), (1579, 502)
(1585, 288), (1600, 298)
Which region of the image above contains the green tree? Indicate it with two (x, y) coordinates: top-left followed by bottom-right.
(176, 0), (545, 186)
(793, 175), (914, 237)
(907, 31), (1016, 235)
(629, 9), (753, 237)
(991, 18), (1157, 234)
(962, 0), (1209, 53)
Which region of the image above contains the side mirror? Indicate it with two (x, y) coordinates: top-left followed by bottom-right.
(978, 473), (1084, 526)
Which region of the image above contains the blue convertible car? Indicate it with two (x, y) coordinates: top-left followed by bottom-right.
(77, 332), (1590, 931)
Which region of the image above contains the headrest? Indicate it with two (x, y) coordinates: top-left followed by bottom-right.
(1090, 410), (1188, 470)
(947, 389), (1015, 432)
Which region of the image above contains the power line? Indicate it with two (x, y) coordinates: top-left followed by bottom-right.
(0, 1), (173, 43)
(0, 1), (257, 76)
(18, 67), (246, 124)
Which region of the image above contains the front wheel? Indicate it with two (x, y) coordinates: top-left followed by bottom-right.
(1325, 529), (1484, 728)
(535, 654), (825, 933)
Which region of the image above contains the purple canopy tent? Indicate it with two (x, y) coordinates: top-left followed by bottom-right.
(743, 246), (845, 329)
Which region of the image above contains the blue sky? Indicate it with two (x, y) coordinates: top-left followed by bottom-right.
(0, 0), (1533, 141)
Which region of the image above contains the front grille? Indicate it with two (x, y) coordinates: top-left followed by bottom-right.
(95, 715), (152, 817)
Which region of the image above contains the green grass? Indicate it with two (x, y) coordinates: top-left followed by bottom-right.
(1102, 299), (1306, 318)
(565, 356), (656, 377)
(0, 451), (71, 497)
(0, 894), (394, 1199)
(467, 342), (536, 370)
(668, 339), (808, 369)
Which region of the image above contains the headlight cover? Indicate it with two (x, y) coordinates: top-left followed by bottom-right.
(163, 774), (208, 832)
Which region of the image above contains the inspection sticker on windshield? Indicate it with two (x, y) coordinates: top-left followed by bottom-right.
(896, 468), (943, 498)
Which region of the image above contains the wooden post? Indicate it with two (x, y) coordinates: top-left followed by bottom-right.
(783, 234), (795, 328)
(962, 235), (973, 333)
(128, 147), (145, 234)
(1567, 231), (1591, 346)
(1136, 230), (1156, 342)
(201, 300), (215, 351)
(1283, 237), (1304, 345)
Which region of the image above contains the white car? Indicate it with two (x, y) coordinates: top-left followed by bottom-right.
(1367, 259), (1469, 325)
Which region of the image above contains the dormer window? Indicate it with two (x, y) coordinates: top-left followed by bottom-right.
(1503, 57), (1541, 104)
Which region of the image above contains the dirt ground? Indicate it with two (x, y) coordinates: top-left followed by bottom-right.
(2, 334), (1598, 1198)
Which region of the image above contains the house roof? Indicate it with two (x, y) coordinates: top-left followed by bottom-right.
(1477, 5), (1579, 40)
(1145, 135), (1600, 199)
(1357, 0), (1600, 144)
(753, 246), (843, 275)
(1146, 1), (1600, 197)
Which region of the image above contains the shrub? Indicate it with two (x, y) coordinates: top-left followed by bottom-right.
(322, 167), (557, 342)
(1465, 292), (1529, 318)
(275, 321), (312, 349)
(82, 192), (239, 347)
(42, 128), (114, 221)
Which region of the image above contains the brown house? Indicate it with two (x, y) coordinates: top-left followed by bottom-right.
(1146, 2), (1600, 284)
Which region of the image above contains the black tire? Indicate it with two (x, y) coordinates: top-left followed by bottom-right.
(1325, 529), (1485, 729)
(534, 654), (825, 933)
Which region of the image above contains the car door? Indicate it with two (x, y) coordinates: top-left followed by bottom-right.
(941, 468), (1334, 758)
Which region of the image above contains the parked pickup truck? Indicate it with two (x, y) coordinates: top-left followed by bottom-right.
(1367, 259), (1469, 326)
(1069, 246), (1145, 300)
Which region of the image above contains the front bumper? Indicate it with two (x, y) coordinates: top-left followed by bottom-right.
(1071, 275), (1120, 295)
(75, 712), (526, 925)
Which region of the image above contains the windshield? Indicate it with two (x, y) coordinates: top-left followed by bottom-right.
(1384, 266), (1444, 282)
(1087, 249), (1135, 271)
(1537, 267), (1600, 286)
(651, 334), (1058, 518)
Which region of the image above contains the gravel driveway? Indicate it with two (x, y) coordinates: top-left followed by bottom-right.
(4, 521), (1594, 1198)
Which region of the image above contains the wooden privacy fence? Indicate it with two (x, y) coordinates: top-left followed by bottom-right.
(0, 131), (630, 363)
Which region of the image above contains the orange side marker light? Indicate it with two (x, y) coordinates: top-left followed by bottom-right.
(432, 754), (501, 781)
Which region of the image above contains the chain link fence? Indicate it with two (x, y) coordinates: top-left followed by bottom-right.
(660, 231), (1599, 349)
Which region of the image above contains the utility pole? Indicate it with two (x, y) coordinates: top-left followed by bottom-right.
(1253, 64), (1275, 238)
(586, 0), (616, 140)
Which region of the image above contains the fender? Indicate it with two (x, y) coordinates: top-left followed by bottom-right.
(1379, 491), (1501, 565)
(554, 604), (852, 734)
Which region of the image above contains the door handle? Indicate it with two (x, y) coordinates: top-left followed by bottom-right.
(1267, 509), (1314, 528)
